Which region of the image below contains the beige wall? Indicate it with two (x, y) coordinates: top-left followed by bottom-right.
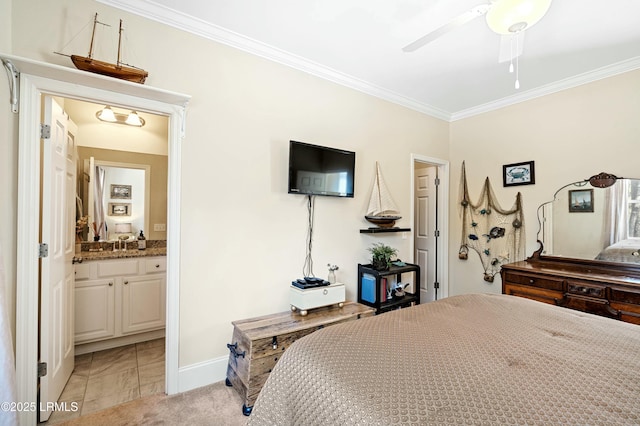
(77, 147), (168, 241)
(8, 0), (449, 368)
(0, 0), (16, 347)
(449, 69), (640, 296)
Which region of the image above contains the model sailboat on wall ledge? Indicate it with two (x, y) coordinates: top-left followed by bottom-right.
(365, 162), (402, 228)
(56, 13), (148, 84)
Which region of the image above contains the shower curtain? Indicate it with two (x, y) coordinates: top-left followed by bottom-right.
(93, 166), (107, 240)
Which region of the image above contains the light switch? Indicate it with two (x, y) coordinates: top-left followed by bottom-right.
(154, 223), (166, 232)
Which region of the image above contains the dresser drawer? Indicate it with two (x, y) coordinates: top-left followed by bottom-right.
(557, 295), (620, 319)
(503, 271), (563, 291)
(566, 280), (606, 299)
(609, 287), (640, 305)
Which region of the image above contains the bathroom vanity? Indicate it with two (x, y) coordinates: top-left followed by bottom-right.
(74, 249), (166, 354)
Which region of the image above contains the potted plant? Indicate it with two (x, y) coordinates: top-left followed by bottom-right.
(368, 242), (397, 271)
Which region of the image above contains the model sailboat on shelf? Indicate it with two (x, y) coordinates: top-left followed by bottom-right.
(56, 13), (148, 84)
(365, 162), (402, 228)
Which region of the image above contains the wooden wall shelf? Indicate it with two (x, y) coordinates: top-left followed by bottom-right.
(360, 227), (411, 234)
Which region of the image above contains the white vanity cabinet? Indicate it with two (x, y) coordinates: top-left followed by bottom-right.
(74, 256), (166, 350)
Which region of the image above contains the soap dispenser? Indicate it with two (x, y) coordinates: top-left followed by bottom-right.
(137, 230), (146, 250)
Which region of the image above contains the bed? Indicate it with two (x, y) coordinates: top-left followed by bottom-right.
(595, 239), (640, 263)
(247, 293), (640, 425)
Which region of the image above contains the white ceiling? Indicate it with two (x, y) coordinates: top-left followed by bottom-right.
(100, 0), (640, 121)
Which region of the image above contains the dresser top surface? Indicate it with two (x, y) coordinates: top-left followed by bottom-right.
(502, 260), (640, 286)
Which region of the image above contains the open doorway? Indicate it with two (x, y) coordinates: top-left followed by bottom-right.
(5, 54), (189, 426)
(40, 97), (169, 423)
(410, 155), (449, 302)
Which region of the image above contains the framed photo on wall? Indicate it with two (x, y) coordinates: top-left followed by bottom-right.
(108, 202), (131, 216)
(503, 161), (535, 187)
(568, 189), (594, 213)
(110, 184), (132, 199)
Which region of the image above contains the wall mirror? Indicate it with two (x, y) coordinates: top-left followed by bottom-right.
(82, 158), (150, 242)
(63, 98), (169, 243)
(536, 172), (640, 268)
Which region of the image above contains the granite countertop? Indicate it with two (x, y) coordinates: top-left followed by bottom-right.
(76, 240), (166, 261)
(77, 247), (166, 261)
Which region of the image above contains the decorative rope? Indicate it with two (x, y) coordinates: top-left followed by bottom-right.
(458, 162), (525, 282)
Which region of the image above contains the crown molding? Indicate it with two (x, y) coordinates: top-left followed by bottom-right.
(99, 0), (640, 124)
(97, 0), (452, 121)
(450, 56), (640, 121)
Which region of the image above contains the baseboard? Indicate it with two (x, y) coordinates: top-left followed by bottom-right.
(177, 355), (228, 393)
(75, 329), (166, 355)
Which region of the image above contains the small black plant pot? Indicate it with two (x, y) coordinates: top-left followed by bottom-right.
(372, 258), (389, 271)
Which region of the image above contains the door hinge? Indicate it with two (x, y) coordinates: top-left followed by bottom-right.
(434, 177), (440, 186)
(40, 124), (51, 139)
(38, 362), (47, 378)
(39, 243), (49, 258)
(434, 281), (440, 289)
(434, 230), (440, 238)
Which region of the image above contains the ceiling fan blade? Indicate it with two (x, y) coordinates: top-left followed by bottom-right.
(402, 4), (492, 53)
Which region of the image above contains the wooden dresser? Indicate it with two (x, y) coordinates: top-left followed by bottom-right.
(501, 250), (640, 325)
(225, 302), (375, 415)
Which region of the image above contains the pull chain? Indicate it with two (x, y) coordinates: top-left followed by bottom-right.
(509, 35), (514, 74)
(514, 33), (520, 89)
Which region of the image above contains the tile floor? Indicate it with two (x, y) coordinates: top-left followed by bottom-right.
(45, 338), (165, 424)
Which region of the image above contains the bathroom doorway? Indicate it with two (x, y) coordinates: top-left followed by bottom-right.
(6, 54), (189, 426)
(42, 97), (170, 422)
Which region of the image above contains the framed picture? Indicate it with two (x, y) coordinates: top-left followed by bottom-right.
(503, 161), (535, 187)
(110, 184), (132, 199)
(568, 189), (594, 213)
(108, 202), (131, 216)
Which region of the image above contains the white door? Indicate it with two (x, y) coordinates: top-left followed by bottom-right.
(40, 97), (76, 421)
(414, 165), (438, 302)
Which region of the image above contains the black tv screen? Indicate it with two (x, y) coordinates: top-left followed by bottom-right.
(288, 141), (355, 198)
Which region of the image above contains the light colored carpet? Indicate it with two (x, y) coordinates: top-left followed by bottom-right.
(56, 380), (249, 425)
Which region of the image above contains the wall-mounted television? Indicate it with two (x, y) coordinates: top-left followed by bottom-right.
(288, 141), (355, 198)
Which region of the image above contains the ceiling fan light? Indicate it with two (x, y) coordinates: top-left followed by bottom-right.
(96, 106), (117, 122)
(486, 0), (552, 35)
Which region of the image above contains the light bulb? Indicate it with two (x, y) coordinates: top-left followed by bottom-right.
(97, 106), (117, 122)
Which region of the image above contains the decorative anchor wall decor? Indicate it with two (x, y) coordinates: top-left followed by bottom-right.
(458, 162), (525, 282)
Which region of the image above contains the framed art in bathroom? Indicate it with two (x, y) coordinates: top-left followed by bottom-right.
(108, 202), (131, 216)
(110, 184), (132, 199)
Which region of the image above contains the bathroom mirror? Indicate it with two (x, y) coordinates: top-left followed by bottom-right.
(82, 158), (150, 242)
(536, 172), (640, 267)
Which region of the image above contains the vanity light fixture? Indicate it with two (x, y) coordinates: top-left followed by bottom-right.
(96, 106), (146, 127)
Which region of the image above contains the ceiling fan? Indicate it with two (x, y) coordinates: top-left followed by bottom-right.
(402, 0), (553, 53)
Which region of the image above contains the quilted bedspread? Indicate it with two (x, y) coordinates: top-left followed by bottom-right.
(248, 293), (640, 425)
